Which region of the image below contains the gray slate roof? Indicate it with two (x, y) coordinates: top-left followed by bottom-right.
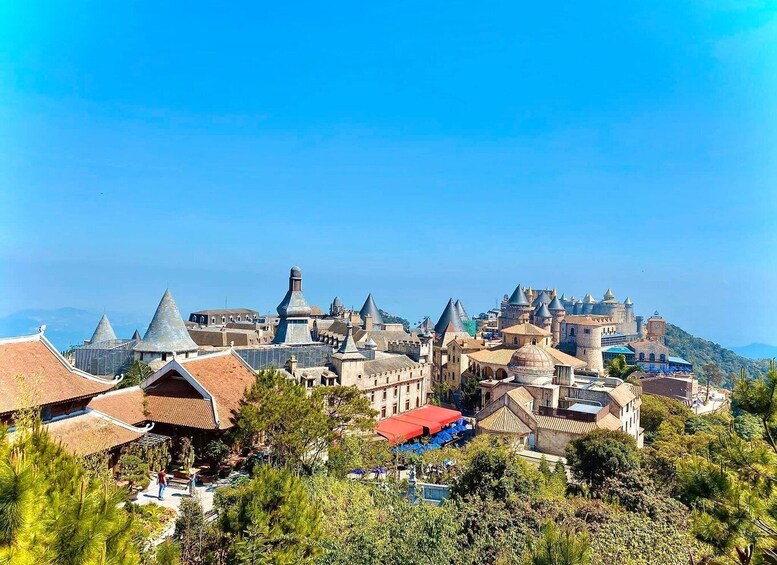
(435, 299), (467, 335)
(364, 355), (418, 376)
(548, 296), (565, 311)
(332, 296), (343, 307)
(508, 286), (530, 306)
(454, 299), (469, 321)
(332, 323), (365, 361)
(359, 294), (384, 326)
(624, 297), (633, 306)
(90, 314), (117, 344)
(133, 289), (198, 353)
(276, 290), (312, 317)
(534, 302), (552, 318)
(131, 329), (142, 341)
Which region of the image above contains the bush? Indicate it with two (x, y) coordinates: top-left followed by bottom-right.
(117, 453), (150, 492)
(566, 430), (640, 490)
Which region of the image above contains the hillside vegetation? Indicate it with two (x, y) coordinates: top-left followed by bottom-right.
(666, 323), (770, 381)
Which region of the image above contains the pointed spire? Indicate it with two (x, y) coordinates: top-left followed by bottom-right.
(560, 293), (567, 302)
(604, 288), (615, 301)
(508, 286), (530, 306)
(334, 322), (365, 360)
(548, 296), (565, 311)
(454, 299), (469, 321)
(131, 329), (142, 341)
(435, 299), (466, 335)
(359, 294), (384, 326)
(624, 297), (633, 306)
(535, 302), (552, 318)
(133, 289), (198, 353)
(89, 314), (117, 344)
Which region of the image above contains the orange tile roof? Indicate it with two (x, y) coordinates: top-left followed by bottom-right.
(179, 353), (256, 429)
(46, 411), (145, 456)
(501, 323), (551, 336)
(88, 387), (147, 425)
(544, 348), (587, 368)
(144, 377), (217, 429)
(0, 335), (115, 416)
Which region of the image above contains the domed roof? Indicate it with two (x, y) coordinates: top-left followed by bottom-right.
(290, 266), (302, 278)
(333, 296), (343, 307)
(509, 344), (555, 379)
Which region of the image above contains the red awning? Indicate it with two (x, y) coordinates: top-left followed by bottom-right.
(395, 414), (443, 434)
(376, 418), (424, 444)
(410, 405), (462, 426)
(375, 405), (462, 444)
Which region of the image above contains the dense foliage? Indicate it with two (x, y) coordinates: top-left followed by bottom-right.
(666, 323), (769, 382)
(377, 309), (410, 332)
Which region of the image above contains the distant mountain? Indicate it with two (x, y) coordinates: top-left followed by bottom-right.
(0, 308), (147, 351)
(729, 343), (777, 360)
(378, 309), (410, 332)
(665, 323), (770, 384)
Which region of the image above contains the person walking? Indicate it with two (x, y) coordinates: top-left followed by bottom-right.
(157, 468), (168, 500)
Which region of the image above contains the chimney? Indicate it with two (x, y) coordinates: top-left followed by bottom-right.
(288, 354), (298, 374)
(364, 313), (373, 331)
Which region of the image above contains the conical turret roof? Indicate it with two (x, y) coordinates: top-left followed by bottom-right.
(435, 299), (466, 335)
(333, 322), (365, 360)
(548, 296), (565, 311)
(534, 302), (552, 318)
(603, 288), (615, 301)
(131, 329), (142, 341)
(584, 293), (596, 304)
(359, 294), (384, 326)
(624, 297), (633, 306)
(133, 289), (198, 353)
(89, 314), (117, 344)
(508, 286), (530, 306)
(454, 299), (469, 321)
(532, 291), (548, 307)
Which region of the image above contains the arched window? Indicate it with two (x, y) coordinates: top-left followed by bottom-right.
(660, 354), (666, 362)
(649, 353), (655, 362)
(570, 328), (575, 336)
(639, 353), (645, 361)
(531, 338), (537, 345)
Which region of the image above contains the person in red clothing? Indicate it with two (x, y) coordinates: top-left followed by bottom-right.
(157, 468), (168, 500)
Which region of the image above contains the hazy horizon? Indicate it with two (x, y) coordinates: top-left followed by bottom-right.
(2, 2), (775, 347)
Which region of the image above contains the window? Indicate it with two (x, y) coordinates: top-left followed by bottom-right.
(417, 382), (420, 390)
(370, 392), (375, 402)
(649, 353), (655, 362)
(584, 329), (591, 334)
(162, 353), (168, 361)
(381, 407), (386, 418)
(383, 390), (387, 400)
(513, 337), (518, 345)
(659, 354), (666, 362)
(570, 328), (575, 336)
(406, 384), (410, 393)
(405, 399), (410, 411)
(639, 353), (645, 361)
(392, 403), (398, 414)
(416, 398), (420, 407)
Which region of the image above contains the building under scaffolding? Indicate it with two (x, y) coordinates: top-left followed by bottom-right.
(74, 339), (137, 377)
(236, 343), (334, 371)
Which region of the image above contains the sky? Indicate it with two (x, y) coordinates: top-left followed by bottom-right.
(0, 1), (775, 347)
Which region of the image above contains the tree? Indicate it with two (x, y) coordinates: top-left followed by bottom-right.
(235, 369), (376, 474)
(640, 394), (692, 440)
(175, 496), (213, 564)
(0, 418), (140, 563)
(701, 363), (723, 403)
(451, 437), (543, 500)
(606, 354), (640, 381)
(523, 521), (591, 565)
(117, 453), (151, 493)
(215, 465), (322, 564)
(566, 430), (640, 490)
(121, 360), (153, 389)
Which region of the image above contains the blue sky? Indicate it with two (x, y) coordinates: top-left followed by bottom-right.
(1, 1), (775, 346)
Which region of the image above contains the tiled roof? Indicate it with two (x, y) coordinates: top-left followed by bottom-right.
(467, 347), (516, 366)
(544, 348), (587, 368)
(607, 383), (637, 408)
(506, 387), (535, 405)
(0, 334), (115, 416)
(478, 406), (531, 435)
(143, 377), (217, 429)
(535, 413), (622, 434)
(332, 323), (365, 361)
(179, 353), (257, 429)
(46, 411), (145, 456)
(134, 289), (198, 353)
(364, 355), (419, 376)
(564, 315), (606, 326)
(502, 322), (551, 336)
(87, 387), (147, 425)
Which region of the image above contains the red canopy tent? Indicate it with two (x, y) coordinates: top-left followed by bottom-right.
(376, 405), (462, 444)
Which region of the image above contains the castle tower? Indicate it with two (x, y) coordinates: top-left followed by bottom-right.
(273, 266), (314, 345)
(548, 296), (566, 346)
(534, 302), (552, 333)
(330, 322), (365, 386)
(133, 289), (198, 362)
(647, 311), (666, 344)
(330, 296), (344, 317)
(575, 322), (604, 373)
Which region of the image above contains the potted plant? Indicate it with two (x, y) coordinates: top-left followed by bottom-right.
(173, 437), (195, 479)
(117, 454), (150, 500)
(204, 439), (230, 474)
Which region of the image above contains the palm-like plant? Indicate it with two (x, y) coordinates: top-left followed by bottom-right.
(607, 354), (640, 381)
(524, 521), (591, 565)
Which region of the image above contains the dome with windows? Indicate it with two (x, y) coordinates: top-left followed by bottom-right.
(508, 344), (555, 383)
